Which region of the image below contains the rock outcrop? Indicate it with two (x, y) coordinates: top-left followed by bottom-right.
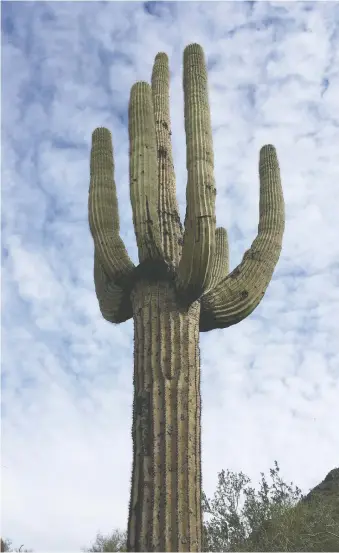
(302, 467), (339, 504)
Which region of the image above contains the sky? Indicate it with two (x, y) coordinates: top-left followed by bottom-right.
(1, 0), (339, 551)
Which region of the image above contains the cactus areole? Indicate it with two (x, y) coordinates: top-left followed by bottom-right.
(88, 44), (285, 552)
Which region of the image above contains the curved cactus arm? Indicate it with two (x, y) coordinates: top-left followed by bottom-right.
(89, 127), (135, 286)
(94, 252), (133, 324)
(176, 43), (216, 303)
(151, 52), (183, 266)
(129, 82), (164, 263)
(200, 145), (285, 332)
(204, 227), (229, 293)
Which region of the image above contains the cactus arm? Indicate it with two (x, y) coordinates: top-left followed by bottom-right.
(151, 52), (183, 266)
(89, 127), (135, 286)
(93, 252), (133, 324)
(204, 227), (229, 293)
(200, 145), (285, 332)
(176, 43), (216, 303)
(129, 82), (164, 263)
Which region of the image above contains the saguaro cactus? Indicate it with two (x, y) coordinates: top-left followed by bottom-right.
(88, 43), (285, 552)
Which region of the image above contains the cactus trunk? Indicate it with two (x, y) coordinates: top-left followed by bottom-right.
(128, 281), (202, 552)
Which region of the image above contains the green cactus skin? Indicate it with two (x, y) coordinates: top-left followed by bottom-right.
(88, 43), (285, 552)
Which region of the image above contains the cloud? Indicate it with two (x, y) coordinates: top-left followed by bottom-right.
(2, 1), (339, 551)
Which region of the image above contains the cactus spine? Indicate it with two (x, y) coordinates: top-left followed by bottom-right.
(88, 44), (285, 552)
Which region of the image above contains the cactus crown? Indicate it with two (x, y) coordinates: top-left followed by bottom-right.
(89, 43), (285, 331)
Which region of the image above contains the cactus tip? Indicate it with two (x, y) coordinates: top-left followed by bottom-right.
(260, 144), (277, 158)
(155, 52), (168, 62)
(262, 143), (276, 151)
(184, 43), (204, 54)
(92, 127), (111, 141)
(130, 80), (151, 94)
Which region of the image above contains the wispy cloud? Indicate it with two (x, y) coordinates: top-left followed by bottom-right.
(1, 1), (339, 551)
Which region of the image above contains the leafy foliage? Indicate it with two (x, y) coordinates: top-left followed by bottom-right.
(201, 460), (304, 551)
(82, 529), (127, 552)
(1, 540), (10, 553)
(0, 539), (32, 553)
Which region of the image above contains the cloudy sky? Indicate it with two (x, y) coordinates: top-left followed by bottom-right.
(1, 1), (339, 551)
